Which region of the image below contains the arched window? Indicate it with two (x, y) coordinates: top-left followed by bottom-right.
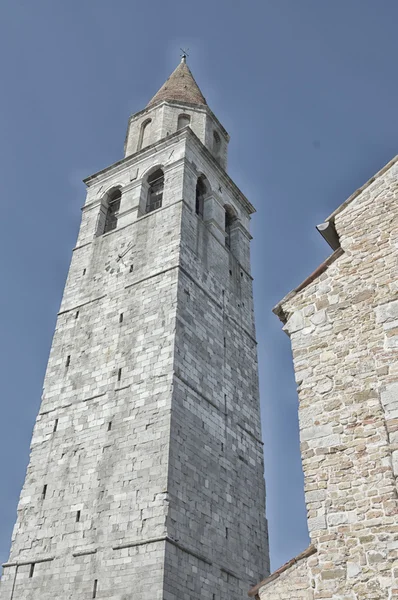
(103, 189), (121, 234)
(195, 176), (207, 219)
(225, 206), (236, 249)
(138, 119), (152, 151)
(177, 114), (191, 130)
(213, 131), (221, 157)
(146, 169), (164, 214)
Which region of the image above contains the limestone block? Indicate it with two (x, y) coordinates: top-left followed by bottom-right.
(307, 515), (326, 531)
(308, 433), (340, 448)
(305, 489), (326, 502)
(294, 368), (312, 385)
(385, 333), (398, 349)
(327, 511), (356, 526)
(301, 424), (333, 442)
(309, 309), (327, 326)
(283, 310), (306, 334)
(375, 299), (398, 323)
(381, 383), (398, 419)
(392, 450), (398, 477)
(315, 377), (333, 394)
(347, 562), (361, 578)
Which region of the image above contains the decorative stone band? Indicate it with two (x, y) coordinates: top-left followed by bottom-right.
(113, 535), (213, 567)
(220, 566), (239, 579)
(112, 535), (168, 551)
(248, 545), (317, 598)
(2, 556), (55, 568)
(58, 295), (107, 316)
(113, 535), (243, 579)
(2, 539), (244, 587)
(72, 549), (97, 557)
(166, 537), (213, 567)
(82, 392), (107, 403)
(114, 385), (130, 393)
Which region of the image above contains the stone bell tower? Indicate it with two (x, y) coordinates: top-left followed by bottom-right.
(0, 56), (269, 600)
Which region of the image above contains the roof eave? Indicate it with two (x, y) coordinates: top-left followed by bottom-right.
(273, 154), (398, 319)
(326, 154), (398, 223)
(273, 248), (344, 323)
(248, 545), (317, 597)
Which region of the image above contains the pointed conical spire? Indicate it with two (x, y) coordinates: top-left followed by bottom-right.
(147, 56), (207, 108)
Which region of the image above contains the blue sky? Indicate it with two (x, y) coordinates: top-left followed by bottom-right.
(1, 0), (397, 573)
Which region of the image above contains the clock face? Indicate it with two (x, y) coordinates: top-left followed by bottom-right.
(104, 240), (135, 276)
(104, 254), (132, 276)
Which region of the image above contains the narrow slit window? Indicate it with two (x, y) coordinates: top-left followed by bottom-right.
(53, 419), (59, 433)
(146, 169), (164, 214)
(76, 510), (81, 522)
(119, 313), (123, 323)
(83, 268), (86, 276)
(225, 527), (229, 539)
(195, 176), (206, 219)
(66, 355), (71, 368)
(108, 422), (112, 431)
(129, 264), (134, 273)
(75, 311), (79, 319)
(117, 368), (122, 382)
(92, 579), (98, 599)
(224, 207), (236, 249)
(42, 484), (47, 500)
(29, 563), (35, 578)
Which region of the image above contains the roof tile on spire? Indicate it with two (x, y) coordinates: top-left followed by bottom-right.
(147, 57), (207, 108)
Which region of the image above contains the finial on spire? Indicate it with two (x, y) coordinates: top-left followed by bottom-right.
(180, 47), (189, 63)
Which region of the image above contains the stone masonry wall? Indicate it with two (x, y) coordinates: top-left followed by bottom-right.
(164, 202), (268, 598)
(257, 554), (314, 600)
(257, 158), (398, 600)
(0, 135), (183, 600)
(124, 101), (228, 169)
(164, 133), (268, 599)
(1, 125), (269, 599)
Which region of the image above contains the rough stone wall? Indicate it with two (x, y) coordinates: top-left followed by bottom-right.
(265, 159), (398, 599)
(257, 554), (315, 600)
(163, 141), (269, 597)
(1, 125), (268, 599)
(0, 141), (182, 598)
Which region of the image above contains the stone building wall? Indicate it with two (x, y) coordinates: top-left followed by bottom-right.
(0, 137), (183, 600)
(251, 547), (316, 600)
(251, 156), (398, 600)
(124, 100), (228, 169)
(1, 123), (269, 599)
(163, 149), (269, 598)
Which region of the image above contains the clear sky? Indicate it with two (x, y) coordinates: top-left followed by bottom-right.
(0, 0), (397, 573)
